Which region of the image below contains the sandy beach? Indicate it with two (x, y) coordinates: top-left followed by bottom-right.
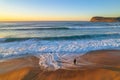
(0, 50), (120, 80)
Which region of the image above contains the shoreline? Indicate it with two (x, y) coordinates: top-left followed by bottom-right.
(0, 50), (120, 80)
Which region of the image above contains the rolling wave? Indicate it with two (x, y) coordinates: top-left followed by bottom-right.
(0, 27), (69, 30)
(1, 26), (120, 31)
(1, 33), (120, 42)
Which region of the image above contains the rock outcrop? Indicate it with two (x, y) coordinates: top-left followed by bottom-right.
(90, 17), (120, 22)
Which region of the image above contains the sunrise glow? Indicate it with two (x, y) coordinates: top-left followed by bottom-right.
(0, 0), (120, 21)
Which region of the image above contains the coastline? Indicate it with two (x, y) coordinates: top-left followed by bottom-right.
(0, 50), (120, 80)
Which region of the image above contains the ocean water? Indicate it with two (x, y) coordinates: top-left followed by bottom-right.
(0, 21), (120, 70)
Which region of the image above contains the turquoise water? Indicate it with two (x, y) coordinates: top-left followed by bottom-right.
(0, 21), (120, 59)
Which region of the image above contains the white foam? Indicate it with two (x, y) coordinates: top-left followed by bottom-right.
(0, 38), (120, 59)
(36, 53), (60, 71)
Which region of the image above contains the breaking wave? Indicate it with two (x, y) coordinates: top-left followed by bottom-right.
(1, 33), (120, 42)
(0, 36), (120, 59)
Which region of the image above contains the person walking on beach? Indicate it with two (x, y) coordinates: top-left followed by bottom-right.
(74, 58), (77, 65)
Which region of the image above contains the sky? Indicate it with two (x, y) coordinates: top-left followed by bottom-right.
(0, 0), (120, 21)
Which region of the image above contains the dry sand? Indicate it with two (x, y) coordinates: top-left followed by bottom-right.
(0, 50), (120, 80)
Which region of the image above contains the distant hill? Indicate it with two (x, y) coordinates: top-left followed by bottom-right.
(90, 17), (120, 22)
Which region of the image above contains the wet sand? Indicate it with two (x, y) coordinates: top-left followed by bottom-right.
(0, 50), (120, 80)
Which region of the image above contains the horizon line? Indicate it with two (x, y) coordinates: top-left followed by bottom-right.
(0, 20), (89, 22)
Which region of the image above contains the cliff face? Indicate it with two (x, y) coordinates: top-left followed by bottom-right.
(90, 17), (120, 22)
